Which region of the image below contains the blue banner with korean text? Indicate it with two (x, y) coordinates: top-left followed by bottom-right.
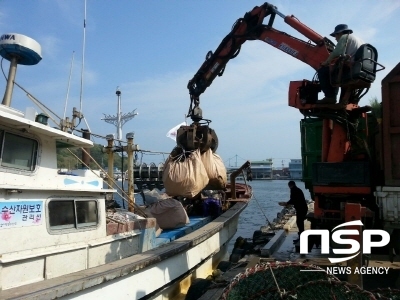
(1, 201), (43, 229)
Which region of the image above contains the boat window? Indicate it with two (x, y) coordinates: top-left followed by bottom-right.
(48, 199), (98, 232)
(49, 200), (75, 229)
(1, 132), (37, 171)
(76, 200), (98, 228)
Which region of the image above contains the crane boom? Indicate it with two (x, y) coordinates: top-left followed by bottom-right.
(187, 2), (335, 120)
(180, 2), (382, 165)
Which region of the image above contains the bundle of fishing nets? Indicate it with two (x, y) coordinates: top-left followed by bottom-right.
(286, 280), (377, 300)
(371, 288), (400, 299)
(219, 262), (379, 300)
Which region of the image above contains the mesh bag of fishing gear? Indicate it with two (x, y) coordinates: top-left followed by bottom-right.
(220, 262), (340, 300)
(286, 279), (378, 300)
(371, 288), (400, 300)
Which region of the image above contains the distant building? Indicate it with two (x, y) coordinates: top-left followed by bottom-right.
(272, 167), (290, 179)
(227, 159), (302, 180)
(226, 159), (273, 180)
(251, 159), (273, 179)
(288, 159), (302, 179)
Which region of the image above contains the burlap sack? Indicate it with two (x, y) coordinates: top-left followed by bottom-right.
(162, 149), (209, 198)
(201, 149), (227, 190)
(146, 198), (189, 229)
(142, 189), (169, 205)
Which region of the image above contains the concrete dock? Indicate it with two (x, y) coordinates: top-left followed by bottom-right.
(194, 205), (400, 300)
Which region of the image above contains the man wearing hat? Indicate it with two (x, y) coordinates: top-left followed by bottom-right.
(317, 24), (364, 104)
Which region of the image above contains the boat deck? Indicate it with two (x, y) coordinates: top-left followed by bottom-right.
(156, 216), (212, 246)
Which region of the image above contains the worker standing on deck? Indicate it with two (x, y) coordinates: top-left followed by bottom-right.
(279, 181), (308, 243)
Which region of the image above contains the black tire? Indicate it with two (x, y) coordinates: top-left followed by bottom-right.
(185, 279), (212, 300)
(229, 253), (241, 263)
(216, 261), (232, 272)
(252, 230), (262, 243)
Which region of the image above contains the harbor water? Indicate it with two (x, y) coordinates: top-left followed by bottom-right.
(225, 180), (309, 253)
(113, 179), (309, 252)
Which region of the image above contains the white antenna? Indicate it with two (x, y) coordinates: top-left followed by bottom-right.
(63, 51), (75, 119)
(79, 0), (87, 114)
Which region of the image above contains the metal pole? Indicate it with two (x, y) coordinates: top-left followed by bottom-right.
(117, 89), (122, 140)
(81, 129), (91, 168)
(126, 133), (135, 212)
(2, 56), (18, 107)
(107, 138), (114, 189)
(79, 0), (87, 113)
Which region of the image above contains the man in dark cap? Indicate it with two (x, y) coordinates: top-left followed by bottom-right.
(279, 181), (308, 243)
(317, 24), (364, 104)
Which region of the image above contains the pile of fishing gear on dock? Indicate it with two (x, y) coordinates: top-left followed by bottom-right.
(219, 262), (396, 300)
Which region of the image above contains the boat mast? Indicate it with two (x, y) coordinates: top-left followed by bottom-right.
(79, 0), (87, 114)
(78, 0), (92, 168)
(101, 88), (138, 141)
(117, 89), (122, 140)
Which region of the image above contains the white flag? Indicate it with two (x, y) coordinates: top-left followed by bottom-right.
(166, 122), (187, 141)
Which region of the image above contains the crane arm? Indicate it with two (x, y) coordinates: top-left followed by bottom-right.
(187, 2), (335, 120)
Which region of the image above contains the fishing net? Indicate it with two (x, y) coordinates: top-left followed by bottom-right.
(220, 262), (340, 300)
(286, 280), (377, 300)
(371, 288), (400, 299)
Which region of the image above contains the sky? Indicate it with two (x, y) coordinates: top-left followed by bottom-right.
(1, 0), (399, 168)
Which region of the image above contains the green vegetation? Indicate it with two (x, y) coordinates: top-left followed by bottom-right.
(57, 143), (129, 171)
(369, 96), (382, 119)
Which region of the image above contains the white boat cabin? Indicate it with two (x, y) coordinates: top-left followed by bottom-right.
(0, 104), (158, 290)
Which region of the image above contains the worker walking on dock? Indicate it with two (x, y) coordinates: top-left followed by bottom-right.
(279, 181), (308, 243)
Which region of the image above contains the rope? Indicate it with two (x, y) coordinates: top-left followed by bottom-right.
(13, 80), (62, 125)
(250, 187), (277, 234)
(238, 167), (277, 233)
(240, 169), (253, 197)
(268, 264), (283, 299)
(67, 148), (147, 217)
(138, 150), (170, 155)
(78, 148), (143, 212)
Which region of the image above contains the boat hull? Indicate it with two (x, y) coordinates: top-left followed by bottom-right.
(0, 202), (248, 300)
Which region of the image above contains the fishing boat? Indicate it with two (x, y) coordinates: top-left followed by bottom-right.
(0, 33), (252, 299)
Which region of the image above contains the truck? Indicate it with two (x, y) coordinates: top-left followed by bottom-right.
(176, 2), (399, 284)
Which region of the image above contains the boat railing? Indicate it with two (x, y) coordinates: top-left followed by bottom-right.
(229, 161), (251, 199)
